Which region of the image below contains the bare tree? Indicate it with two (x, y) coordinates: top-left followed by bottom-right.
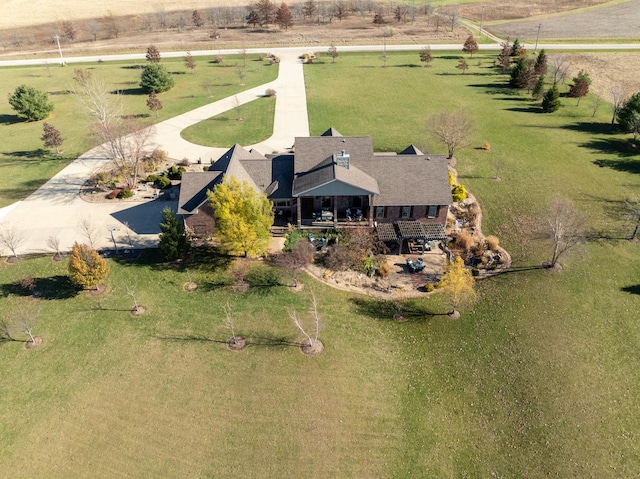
(289, 292), (322, 353)
(427, 109), (474, 159)
(493, 157), (503, 180)
(46, 235), (63, 259)
(624, 196), (640, 241)
(232, 95), (243, 121)
(200, 79), (214, 97)
(88, 21), (101, 41)
(550, 55), (570, 86)
(0, 225), (26, 259)
(544, 198), (590, 269)
(224, 302), (246, 349)
(91, 118), (156, 187)
(5, 301), (41, 347)
(590, 96), (602, 118)
(71, 70), (124, 127)
(78, 217), (99, 248)
(125, 284), (144, 315)
(610, 83), (628, 126)
(328, 43), (338, 63)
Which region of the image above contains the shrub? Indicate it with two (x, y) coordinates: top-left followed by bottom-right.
(452, 184), (467, 202)
(486, 235), (500, 250)
(448, 171), (455, 186)
(455, 231), (474, 253)
(471, 243), (486, 259)
(19, 276), (36, 292)
(482, 142), (491, 150)
(471, 267), (480, 276)
(284, 228), (307, 251)
(107, 189), (122, 199)
(377, 261), (391, 278)
(213, 55), (223, 63)
(146, 174), (159, 183)
(118, 188), (134, 199)
(178, 158), (190, 167)
(167, 165), (186, 180)
(424, 283), (435, 292)
(265, 88), (276, 97)
(155, 176), (172, 189)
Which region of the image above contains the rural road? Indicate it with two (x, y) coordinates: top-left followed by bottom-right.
(1, 40), (638, 255)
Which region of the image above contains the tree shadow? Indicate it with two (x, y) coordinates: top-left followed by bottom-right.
(112, 87), (146, 96)
(154, 332), (299, 349)
(245, 266), (284, 293)
(185, 245), (232, 271)
(0, 275), (78, 300)
(563, 121), (614, 136)
(593, 158), (640, 175)
(120, 65), (144, 70)
(586, 137), (640, 159)
(506, 106), (543, 114)
(349, 296), (438, 323)
(0, 114), (21, 125)
(621, 285), (640, 295)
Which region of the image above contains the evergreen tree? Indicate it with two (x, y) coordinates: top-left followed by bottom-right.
(8, 84), (54, 121)
(509, 57), (530, 88)
(68, 242), (110, 290)
(542, 85), (561, 113)
(618, 92), (640, 142)
(510, 38), (522, 56)
(140, 63), (175, 93)
(532, 75), (546, 100)
(207, 176), (274, 258)
(158, 207), (190, 260)
(462, 35), (478, 58)
(534, 49), (548, 75)
(41, 122), (64, 154)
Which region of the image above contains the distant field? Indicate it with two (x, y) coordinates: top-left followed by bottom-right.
(491, 0), (640, 39)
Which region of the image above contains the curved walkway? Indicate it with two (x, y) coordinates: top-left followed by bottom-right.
(0, 50), (309, 254)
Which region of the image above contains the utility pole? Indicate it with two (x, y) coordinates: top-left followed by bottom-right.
(534, 23), (542, 52)
(54, 34), (65, 66)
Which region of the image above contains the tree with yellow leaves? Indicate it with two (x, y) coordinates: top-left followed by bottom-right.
(68, 242), (110, 290)
(207, 175), (274, 258)
(439, 255), (477, 319)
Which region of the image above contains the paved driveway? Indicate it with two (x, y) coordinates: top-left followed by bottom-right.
(0, 50), (309, 254)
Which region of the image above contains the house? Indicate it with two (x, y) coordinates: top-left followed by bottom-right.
(177, 128), (452, 244)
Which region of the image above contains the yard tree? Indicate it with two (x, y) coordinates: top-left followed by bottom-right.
(158, 207), (190, 260)
(568, 70), (591, 106)
(496, 41), (511, 72)
(5, 301), (41, 347)
(609, 83), (627, 126)
(184, 51), (196, 73)
(246, 7), (260, 27)
(617, 92), (640, 142)
(439, 255), (477, 318)
(427, 109), (474, 159)
(534, 49), (548, 75)
(532, 75), (546, 100)
(68, 242), (110, 290)
(510, 38), (524, 56)
(509, 57), (532, 88)
(544, 198), (589, 269)
(550, 54), (570, 86)
(140, 63), (175, 93)
(255, 0), (276, 25)
(0, 225), (26, 260)
(419, 45), (432, 66)
(146, 91), (163, 117)
(542, 85), (561, 113)
(289, 292), (323, 354)
(462, 35), (478, 58)
(275, 2), (294, 30)
(207, 175), (274, 258)
(8, 84), (54, 121)
(72, 70), (124, 127)
(456, 58), (469, 74)
(146, 45), (161, 63)
(41, 122), (64, 154)
(272, 239), (315, 287)
(60, 20), (78, 42)
(328, 43), (338, 63)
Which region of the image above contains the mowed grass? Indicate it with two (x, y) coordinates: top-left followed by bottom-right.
(181, 95), (276, 147)
(0, 55), (278, 208)
(1, 51), (639, 477)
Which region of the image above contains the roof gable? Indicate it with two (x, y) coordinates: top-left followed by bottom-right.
(178, 171), (223, 214)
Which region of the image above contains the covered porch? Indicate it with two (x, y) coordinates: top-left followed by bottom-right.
(293, 194), (375, 228)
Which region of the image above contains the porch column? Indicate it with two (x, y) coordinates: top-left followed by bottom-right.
(296, 197), (301, 228)
(333, 195), (338, 227)
(368, 195), (374, 227)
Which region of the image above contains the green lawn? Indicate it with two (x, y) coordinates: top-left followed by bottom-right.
(0, 55), (278, 208)
(1, 51), (639, 477)
(181, 95), (276, 147)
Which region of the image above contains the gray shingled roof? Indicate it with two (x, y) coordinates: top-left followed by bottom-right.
(177, 171), (223, 214)
(292, 154), (379, 197)
(399, 144), (424, 155)
(294, 135), (374, 175)
(240, 154), (294, 199)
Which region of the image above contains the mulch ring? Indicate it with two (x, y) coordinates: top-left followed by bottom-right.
(88, 284), (108, 296)
(52, 253), (66, 262)
(25, 336), (43, 349)
(300, 338), (324, 356)
(183, 281), (198, 292)
(130, 306), (147, 316)
(227, 336), (247, 351)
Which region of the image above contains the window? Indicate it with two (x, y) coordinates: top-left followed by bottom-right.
(402, 206), (412, 219)
(375, 206), (385, 219)
(273, 200), (291, 208)
(427, 205), (438, 218)
(351, 196), (363, 208)
(321, 197), (332, 208)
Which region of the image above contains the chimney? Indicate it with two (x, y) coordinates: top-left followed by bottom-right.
(336, 150), (350, 169)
